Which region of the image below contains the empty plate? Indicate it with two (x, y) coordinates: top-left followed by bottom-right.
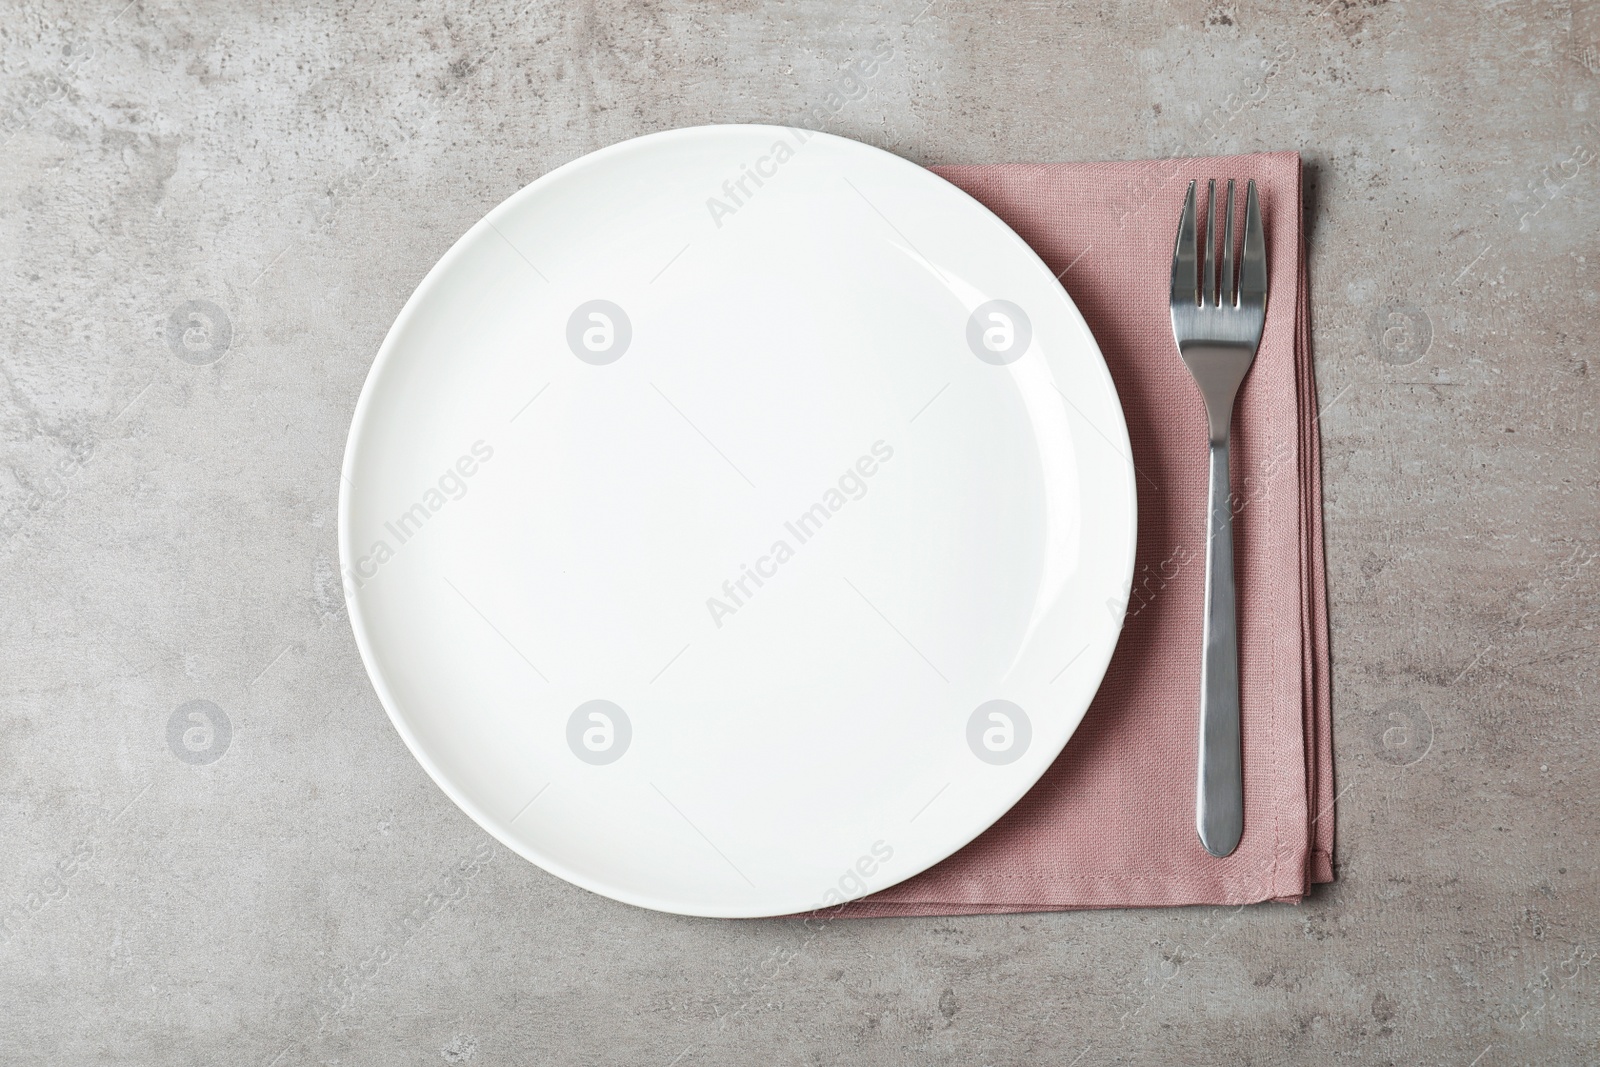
(340, 125), (1136, 917)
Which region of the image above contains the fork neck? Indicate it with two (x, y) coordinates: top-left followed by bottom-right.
(1205, 402), (1235, 449)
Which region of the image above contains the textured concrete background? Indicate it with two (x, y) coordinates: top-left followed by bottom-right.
(1, 0), (1596, 1063)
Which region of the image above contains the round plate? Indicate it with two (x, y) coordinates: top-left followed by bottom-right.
(340, 125), (1136, 917)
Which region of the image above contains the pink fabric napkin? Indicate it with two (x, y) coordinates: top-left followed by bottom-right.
(837, 152), (1333, 916)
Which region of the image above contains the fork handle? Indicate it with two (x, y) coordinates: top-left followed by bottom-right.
(1197, 437), (1243, 857)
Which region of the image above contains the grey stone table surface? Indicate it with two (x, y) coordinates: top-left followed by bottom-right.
(1, 0), (1596, 1063)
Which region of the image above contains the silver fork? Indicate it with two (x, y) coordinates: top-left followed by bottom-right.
(1169, 178), (1268, 859)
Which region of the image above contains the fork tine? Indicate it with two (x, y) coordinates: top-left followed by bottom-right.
(1204, 179), (1217, 307)
(1171, 180), (1199, 308)
(1240, 179), (1267, 302)
(1221, 179), (1236, 307)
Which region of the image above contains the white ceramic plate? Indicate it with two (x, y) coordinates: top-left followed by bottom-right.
(340, 125), (1136, 917)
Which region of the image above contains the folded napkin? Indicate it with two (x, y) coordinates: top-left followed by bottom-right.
(836, 152), (1333, 916)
